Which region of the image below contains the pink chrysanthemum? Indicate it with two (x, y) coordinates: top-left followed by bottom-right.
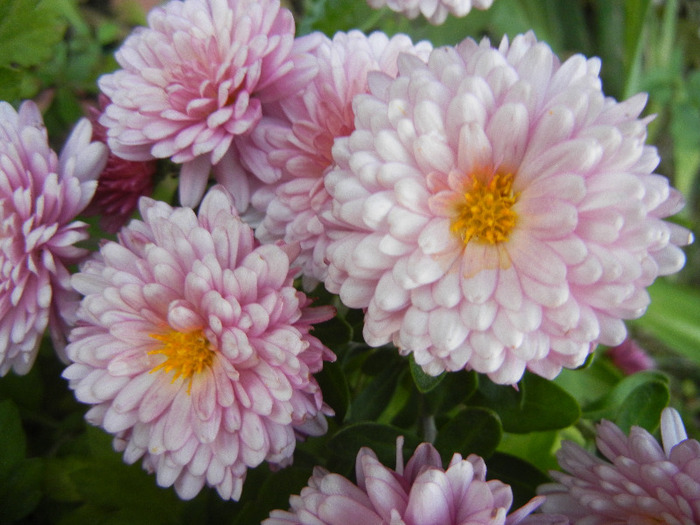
(84, 96), (157, 233)
(244, 31), (432, 282)
(538, 407), (700, 523)
(367, 0), (494, 25)
(322, 32), (692, 385)
(0, 101), (107, 376)
(266, 438), (563, 525)
(62, 185), (335, 500)
(98, 0), (317, 208)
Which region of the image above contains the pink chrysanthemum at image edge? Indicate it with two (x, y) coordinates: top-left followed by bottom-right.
(83, 96), (157, 233)
(62, 186), (335, 500)
(322, 31), (692, 385)
(367, 0), (494, 25)
(98, 0), (318, 208)
(538, 407), (700, 523)
(243, 30), (432, 282)
(0, 101), (107, 376)
(265, 437), (565, 525)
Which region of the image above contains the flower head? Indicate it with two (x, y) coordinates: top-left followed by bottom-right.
(322, 32), (692, 385)
(538, 407), (700, 523)
(367, 0), (494, 25)
(266, 438), (559, 524)
(0, 100), (107, 376)
(98, 0), (317, 208)
(62, 185), (335, 500)
(244, 31), (432, 282)
(83, 96), (157, 233)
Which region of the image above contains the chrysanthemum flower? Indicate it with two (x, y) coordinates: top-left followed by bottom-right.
(83, 96), (157, 233)
(0, 100), (107, 376)
(98, 0), (317, 208)
(244, 31), (431, 282)
(322, 32), (692, 385)
(266, 438), (563, 524)
(367, 0), (494, 25)
(538, 407), (700, 523)
(62, 185), (335, 500)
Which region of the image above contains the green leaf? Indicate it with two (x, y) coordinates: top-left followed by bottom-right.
(0, 401), (43, 523)
(409, 355), (445, 394)
(434, 407), (502, 462)
(583, 370), (670, 432)
(299, 0), (380, 35)
(316, 360), (351, 422)
(616, 381), (670, 432)
(485, 452), (551, 510)
(554, 351), (623, 406)
(0, 66), (23, 100)
(50, 426), (185, 524)
(44, 457), (84, 503)
(312, 314), (352, 350)
(496, 430), (564, 474)
(328, 422), (421, 467)
(622, 0), (653, 97)
(0, 0), (66, 68)
(426, 370), (479, 416)
(232, 467), (312, 525)
(632, 279), (700, 366)
(592, 0), (626, 99)
(0, 458), (43, 523)
(472, 373), (580, 433)
(348, 352), (403, 422)
(0, 400), (25, 478)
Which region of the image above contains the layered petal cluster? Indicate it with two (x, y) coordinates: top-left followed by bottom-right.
(62, 186), (335, 500)
(367, 0), (494, 25)
(323, 32), (692, 385)
(99, 0), (317, 208)
(266, 439), (559, 524)
(84, 96), (157, 233)
(0, 101), (107, 376)
(539, 407), (700, 523)
(245, 31), (431, 281)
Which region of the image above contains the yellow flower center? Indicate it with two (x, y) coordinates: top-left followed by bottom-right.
(450, 172), (519, 245)
(149, 330), (215, 393)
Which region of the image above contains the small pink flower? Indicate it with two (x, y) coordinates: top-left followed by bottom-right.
(367, 0), (494, 25)
(83, 96), (157, 233)
(322, 32), (692, 385)
(243, 30), (431, 282)
(98, 0), (317, 208)
(539, 407), (700, 523)
(606, 338), (655, 375)
(266, 438), (562, 524)
(62, 185), (335, 500)
(0, 100), (107, 375)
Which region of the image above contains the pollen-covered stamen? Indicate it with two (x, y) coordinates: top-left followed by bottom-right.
(149, 329), (215, 393)
(450, 172), (519, 245)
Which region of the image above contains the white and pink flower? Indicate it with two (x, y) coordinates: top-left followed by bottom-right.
(539, 407), (700, 523)
(63, 186), (335, 500)
(367, 0), (494, 25)
(322, 32), (692, 385)
(266, 438), (563, 524)
(98, 0), (317, 208)
(0, 101), (107, 375)
(244, 30), (432, 282)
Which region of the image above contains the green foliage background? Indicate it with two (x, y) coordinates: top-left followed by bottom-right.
(0, 0), (699, 523)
